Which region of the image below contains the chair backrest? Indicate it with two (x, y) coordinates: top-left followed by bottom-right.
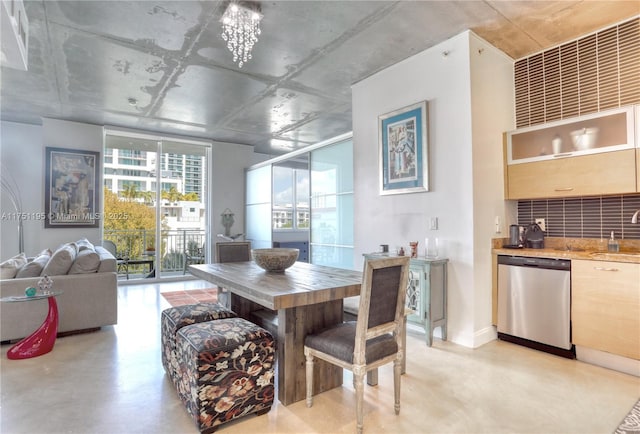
(354, 256), (410, 364)
(216, 241), (251, 263)
(103, 240), (117, 257)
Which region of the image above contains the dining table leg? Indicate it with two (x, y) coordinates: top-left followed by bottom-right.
(228, 293), (346, 405)
(277, 299), (344, 405)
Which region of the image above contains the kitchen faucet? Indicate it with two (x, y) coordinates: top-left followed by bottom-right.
(632, 209), (640, 224)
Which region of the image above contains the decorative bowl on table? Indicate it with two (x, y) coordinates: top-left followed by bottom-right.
(252, 248), (299, 273)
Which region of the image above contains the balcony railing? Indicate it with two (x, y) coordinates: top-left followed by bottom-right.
(104, 229), (206, 278)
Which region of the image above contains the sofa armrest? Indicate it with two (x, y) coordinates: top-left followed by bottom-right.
(95, 246), (116, 273)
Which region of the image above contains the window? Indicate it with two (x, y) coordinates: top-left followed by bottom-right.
(104, 132), (210, 280)
(272, 165), (309, 230)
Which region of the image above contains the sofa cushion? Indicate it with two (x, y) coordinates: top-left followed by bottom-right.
(68, 249), (100, 274)
(0, 253), (28, 279)
(16, 251), (52, 278)
(75, 238), (95, 252)
(42, 243), (77, 276)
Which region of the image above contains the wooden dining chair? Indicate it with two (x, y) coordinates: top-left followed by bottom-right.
(215, 241), (251, 263)
(215, 241), (252, 308)
(304, 256), (410, 434)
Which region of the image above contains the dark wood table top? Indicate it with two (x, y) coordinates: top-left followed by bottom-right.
(189, 261), (362, 310)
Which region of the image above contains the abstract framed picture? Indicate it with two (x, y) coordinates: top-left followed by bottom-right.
(379, 101), (428, 195)
(45, 147), (100, 228)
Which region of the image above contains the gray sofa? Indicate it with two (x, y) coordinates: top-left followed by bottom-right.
(0, 243), (118, 342)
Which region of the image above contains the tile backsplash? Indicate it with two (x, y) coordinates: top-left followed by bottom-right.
(518, 194), (640, 240)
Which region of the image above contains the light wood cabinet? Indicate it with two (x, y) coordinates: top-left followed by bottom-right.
(506, 149), (636, 199)
(504, 105), (636, 199)
(636, 147), (640, 193)
(572, 259), (640, 360)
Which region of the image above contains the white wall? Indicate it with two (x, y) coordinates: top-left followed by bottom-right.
(210, 141), (254, 247)
(1, 120), (255, 262)
(0, 119), (104, 257)
(352, 31), (513, 348)
(0, 121), (44, 259)
(468, 33), (515, 343)
(42, 118), (105, 249)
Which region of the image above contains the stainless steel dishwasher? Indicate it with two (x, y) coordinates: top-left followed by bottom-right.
(497, 255), (574, 358)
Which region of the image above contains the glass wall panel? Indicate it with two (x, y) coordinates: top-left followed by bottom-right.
(310, 246), (353, 269)
(311, 139), (353, 194)
(246, 203), (272, 249)
(246, 165), (272, 204)
(310, 137), (354, 269)
(311, 194), (353, 245)
(246, 165), (272, 249)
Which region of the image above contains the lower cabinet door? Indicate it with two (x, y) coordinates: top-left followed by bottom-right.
(572, 259), (640, 360)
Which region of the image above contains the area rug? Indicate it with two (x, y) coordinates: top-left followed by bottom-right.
(161, 288), (219, 307)
(615, 399), (640, 434)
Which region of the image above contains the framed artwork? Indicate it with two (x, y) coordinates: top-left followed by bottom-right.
(379, 101), (428, 195)
(45, 147), (100, 228)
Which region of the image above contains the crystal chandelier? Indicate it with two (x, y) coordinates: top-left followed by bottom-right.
(221, 2), (262, 68)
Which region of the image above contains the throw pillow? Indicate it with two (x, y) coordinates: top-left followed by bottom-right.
(42, 244), (77, 276)
(0, 253), (28, 279)
(68, 249), (100, 274)
(37, 248), (53, 257)
(76, 238), (95, 252)
(16, 252), (51, 278)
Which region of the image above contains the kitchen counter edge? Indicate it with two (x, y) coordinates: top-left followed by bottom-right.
(492, 246), (640, 264)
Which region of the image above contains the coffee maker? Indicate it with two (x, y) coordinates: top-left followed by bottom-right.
(524, 223), (545, 248)
(506, 224), (526, 248)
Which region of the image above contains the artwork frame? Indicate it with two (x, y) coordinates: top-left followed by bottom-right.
(379, 101), (429, 195)
(45, 147), (100, 228)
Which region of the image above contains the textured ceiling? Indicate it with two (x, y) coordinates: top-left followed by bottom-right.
(1, 1), (638, 156)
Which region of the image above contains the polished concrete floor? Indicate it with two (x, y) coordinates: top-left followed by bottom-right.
(2, 279), (639, 434)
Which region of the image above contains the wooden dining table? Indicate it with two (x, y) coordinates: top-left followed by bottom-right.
(189, 261), (363, 406)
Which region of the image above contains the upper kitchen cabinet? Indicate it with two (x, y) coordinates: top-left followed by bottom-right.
(505, 106), (637, 199)
(637, 148), (640, 192)
(637, 106), (640, 192)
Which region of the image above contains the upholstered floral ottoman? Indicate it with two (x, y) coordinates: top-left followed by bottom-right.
(161, 303), (237, 387)
(175, 317), (275, 433)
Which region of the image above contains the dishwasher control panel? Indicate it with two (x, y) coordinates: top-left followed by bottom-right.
(498, 255), (571, 271)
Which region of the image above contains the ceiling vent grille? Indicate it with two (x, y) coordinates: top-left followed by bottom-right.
(515, 17), (640, 128)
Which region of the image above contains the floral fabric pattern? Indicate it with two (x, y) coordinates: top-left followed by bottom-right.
(175, 318), (275, 433)
(161, 303), (237, 384)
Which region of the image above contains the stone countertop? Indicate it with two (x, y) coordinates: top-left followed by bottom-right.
(492, 237), (640, 264)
